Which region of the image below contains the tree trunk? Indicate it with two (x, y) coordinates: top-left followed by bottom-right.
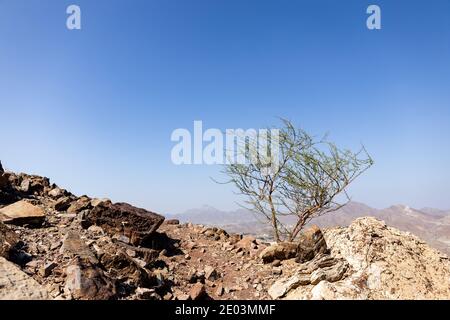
(268, 194), (280, 242)
(289, 216), (306, 242)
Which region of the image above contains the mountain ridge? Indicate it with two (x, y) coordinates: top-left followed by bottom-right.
(172, 201), (450, 255)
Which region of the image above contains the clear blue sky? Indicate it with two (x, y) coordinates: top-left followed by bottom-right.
(1, 0), (449, 213)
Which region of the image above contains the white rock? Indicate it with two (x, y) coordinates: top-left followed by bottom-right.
(0, 257), (49, 300)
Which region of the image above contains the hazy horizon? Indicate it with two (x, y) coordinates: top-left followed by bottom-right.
(173, 201), (450, 216)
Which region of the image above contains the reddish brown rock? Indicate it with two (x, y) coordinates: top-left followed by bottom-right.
(0, 172), (19, 205)
(61, 231), (116, 300)
(295, 225), (328, 263)
(64, 257), (116, 300)
(204, 265), (219, 281)
(39, 261), (58, 278)
(67, 196), (91, 214)
(215, 283), (224, 296)
(114, 240), (159, 264)
(16, 175), (50, 196)
(260, 242), (298, 264)
(236, 235), (257, 251)
(0, 173), (9, 189)
(60, 231), (98, 264)
(82, 202), (165, 246)
(0, 221), (18, 259)
(48, 187), (65, 199)
(189, 282), (206, 300)
(53, 196), (72, 211)
(100, 247), (155, 289)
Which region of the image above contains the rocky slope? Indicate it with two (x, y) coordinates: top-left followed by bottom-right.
(1, 162), (449, 300)
(0, 162), (276, 300)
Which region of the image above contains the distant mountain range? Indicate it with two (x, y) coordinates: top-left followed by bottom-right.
(170, 202), (450, 255)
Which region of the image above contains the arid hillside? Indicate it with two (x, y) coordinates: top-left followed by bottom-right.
(1, 162), (449, 300)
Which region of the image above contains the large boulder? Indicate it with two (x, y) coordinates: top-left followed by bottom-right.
(260, 242), (298, 264)
(296, 225), (328, 263)
(268, 254), (348, 299)
(67, 196), (92, 214)
(0, 200), (45, 226)
(61, 231), (116, 300)
(260, 226), (328, 264)
(0, 256), (49, 299)
(99, 245), (155, 290)
(64, 257), (116, 300)
(53, 196), (72, 211)
(269, 217), (450, 300)
(15, 175), (50, 196)
(48, 187), (66, 199)
(322, 217), (450, 299)
(60, 231), (99, 264)
(82, 202), (165, 246)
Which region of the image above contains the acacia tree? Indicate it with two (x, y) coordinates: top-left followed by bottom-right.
(222, 120), (373, 242)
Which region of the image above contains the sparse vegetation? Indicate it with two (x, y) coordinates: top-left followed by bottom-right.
(222, 119), (374, 242)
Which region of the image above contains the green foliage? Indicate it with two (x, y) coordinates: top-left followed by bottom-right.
(222, 119), (373, 242)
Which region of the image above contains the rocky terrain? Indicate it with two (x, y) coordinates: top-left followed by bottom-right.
(1, 161), (449, 300)
(269, 217), (450, 299)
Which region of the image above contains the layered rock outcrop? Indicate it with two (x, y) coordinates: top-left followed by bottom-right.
(82, 202), (165, 246)
(269, 217), (450, 300)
